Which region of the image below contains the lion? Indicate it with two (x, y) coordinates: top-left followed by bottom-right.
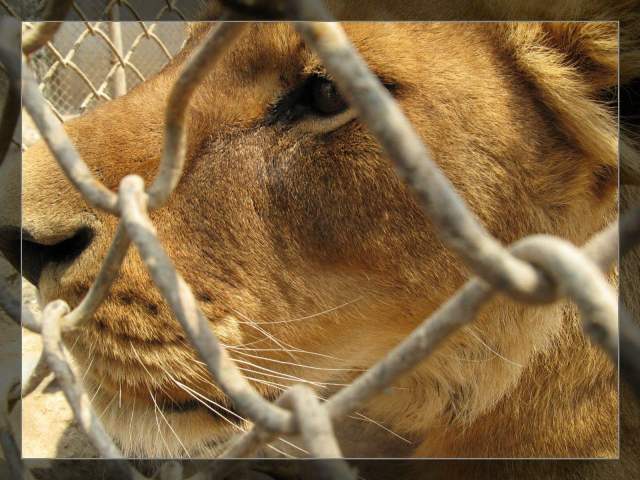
(2, 10), (639, 471)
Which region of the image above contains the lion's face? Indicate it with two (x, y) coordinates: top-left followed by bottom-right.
(13, 22), (618, 457)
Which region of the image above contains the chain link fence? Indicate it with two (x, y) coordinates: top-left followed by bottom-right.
(27, 21), (186, 119)
(22, 4), (191, 125)
(1, 0), (206, 21)
(2, 0), (640, 479)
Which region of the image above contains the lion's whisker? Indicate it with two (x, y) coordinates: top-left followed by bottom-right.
(190, 355), (318, 386)
(176, 380), (307, 456)
(175, 380), (296, 456)
(129, 343), (195, 456)
(241, 366), (355, 388)
(226, 349), (408, 391)
(172, 363), (291, 405)
(438, 352), (496, 363)
(231, 309), (301, 363)
(154, 330), (404, 453)
(289, 382), (412, 445)
(465, 327), (523, 368)
(148, 385), (190, 458)
(192, 355), (352, 388)
(351, 412), (412, 444)
(237, 366), (328, 389)
(233, 374), (291, 392)
(187, 367), (292, 401)
(224, 345), (347, 362)
(67, 332), (81, 354)
(226, 337), (274, 349)
(80, 340), (96, 382)
(222, 336), (273, 349)
(89, 377), (103, 404)
(168, 376), (299, 458)
(149, 388), (172, 457)
(162, 340), (410, 447)
(128, 395), (136, 455)
(129, 341), (180, 401)
(229, 358), (323, 382)
(97, 392), (117, 420)
(238, 296), (365, 325)
(244, 376), (412, 445)
(156, 359), (306, 457)
(230, 349), (366, 373)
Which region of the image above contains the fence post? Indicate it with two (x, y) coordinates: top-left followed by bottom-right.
(108, 3), (127, 98)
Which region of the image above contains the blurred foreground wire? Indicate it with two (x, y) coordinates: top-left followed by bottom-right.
(1, 0), (639, 479)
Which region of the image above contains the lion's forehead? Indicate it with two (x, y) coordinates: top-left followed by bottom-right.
(191, 23), (495, 93)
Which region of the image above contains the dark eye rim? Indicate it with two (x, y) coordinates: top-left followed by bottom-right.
(308, 75), (348, 116)
(265, 73), (397, 126)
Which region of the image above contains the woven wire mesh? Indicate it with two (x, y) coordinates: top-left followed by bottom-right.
(1, 0), (206, 21)
(24, 20), (187, 119)
(1, 0), (640, 479)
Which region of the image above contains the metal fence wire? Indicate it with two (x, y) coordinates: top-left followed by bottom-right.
(27, 21), (185, 118)
(2, 0), (640, 479)
(23, 10), (188, 121)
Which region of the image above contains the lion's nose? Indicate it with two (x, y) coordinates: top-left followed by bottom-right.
(0, 224), (95, 285)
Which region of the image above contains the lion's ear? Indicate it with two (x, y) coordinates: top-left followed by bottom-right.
(542, 23), (620, 92)
(498, 22), (640, 190)
(542, 21), (640, 185)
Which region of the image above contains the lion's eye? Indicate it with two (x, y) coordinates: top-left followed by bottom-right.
(309, 76), (348, 116)
(266, 74), (353, 125)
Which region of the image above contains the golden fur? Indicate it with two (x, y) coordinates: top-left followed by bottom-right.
(18, 16), (636, 467)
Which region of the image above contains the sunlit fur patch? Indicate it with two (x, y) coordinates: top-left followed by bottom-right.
(21, 19), (627, 458)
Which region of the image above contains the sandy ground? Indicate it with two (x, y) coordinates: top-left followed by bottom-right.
(0, 256), (96, 460)
(20, 278), (98, 459)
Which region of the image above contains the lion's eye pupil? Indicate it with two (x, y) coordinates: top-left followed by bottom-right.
(310, 77), (347, 116)
(266, 75), (350, 124)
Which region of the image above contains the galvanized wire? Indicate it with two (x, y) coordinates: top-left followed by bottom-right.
(22, 13), (187, 121)
(2, 0), (640, 479)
